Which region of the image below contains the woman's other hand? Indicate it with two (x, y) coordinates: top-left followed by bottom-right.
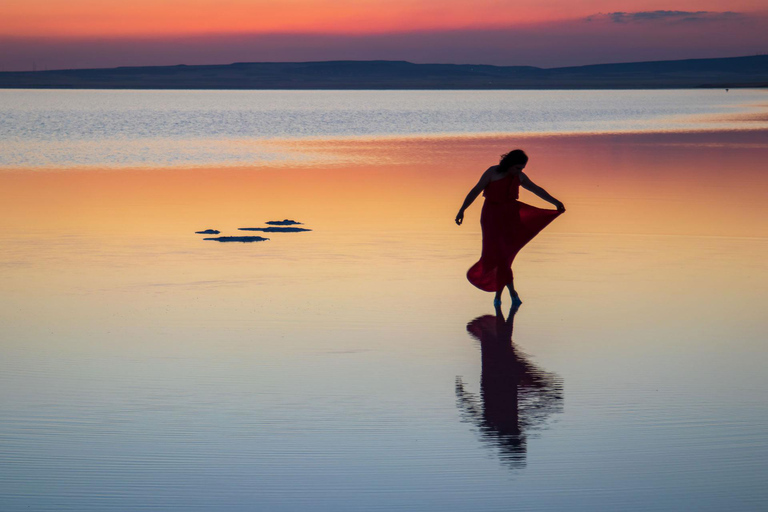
(455, 210), (464, 225)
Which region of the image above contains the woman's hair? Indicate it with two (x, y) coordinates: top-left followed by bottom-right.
(498, 149), (528, 173)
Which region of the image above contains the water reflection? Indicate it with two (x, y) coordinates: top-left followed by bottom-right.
(456, 305), (563, 468)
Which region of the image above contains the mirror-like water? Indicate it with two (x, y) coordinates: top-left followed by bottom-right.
(1, 89), (766, 168)
(1, 90), (767, 511)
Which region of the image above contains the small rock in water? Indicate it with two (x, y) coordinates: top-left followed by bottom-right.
(196, 229), (220, 234)
(204, 236), (269, 243)
(265, 219), (303, 226)
(239, 227), (311, 233)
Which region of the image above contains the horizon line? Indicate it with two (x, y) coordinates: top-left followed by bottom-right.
(4, 53), (768, 74)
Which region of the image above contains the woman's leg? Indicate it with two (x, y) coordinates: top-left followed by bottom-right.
(494, 265), (512, 305)
(507, 276), (522, 304)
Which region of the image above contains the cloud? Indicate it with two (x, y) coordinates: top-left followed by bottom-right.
(2, 12), (767, 71)
(586, 10), (745, 24)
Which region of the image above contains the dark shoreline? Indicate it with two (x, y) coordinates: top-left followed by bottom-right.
(2, 55), (767, 90)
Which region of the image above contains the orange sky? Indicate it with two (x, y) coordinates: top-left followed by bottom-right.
(3, 0), (767, 37)
(2, 1), (767, 70)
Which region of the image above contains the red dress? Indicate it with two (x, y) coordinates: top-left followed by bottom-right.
(467, 173), (561, 292)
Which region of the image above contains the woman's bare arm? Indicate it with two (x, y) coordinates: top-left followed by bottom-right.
(520, 172), (565, 212)
(456, 168), (494, 225)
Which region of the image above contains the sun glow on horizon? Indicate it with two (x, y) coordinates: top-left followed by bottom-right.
(2, 1), (767, 70)
(3, 0), (767, 37)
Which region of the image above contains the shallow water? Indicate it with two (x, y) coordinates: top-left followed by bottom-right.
(1, 92), (768, 511)
(1, 89), (767, 168)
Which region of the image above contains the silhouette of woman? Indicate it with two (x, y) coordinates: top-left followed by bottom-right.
(455, 304), (563, 468)
(455, 150), (565, 306)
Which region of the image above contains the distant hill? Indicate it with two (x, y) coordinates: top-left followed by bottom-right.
(1, 55), (767, 89)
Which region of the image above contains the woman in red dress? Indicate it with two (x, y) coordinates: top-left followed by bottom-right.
(455, 149), (565, 306)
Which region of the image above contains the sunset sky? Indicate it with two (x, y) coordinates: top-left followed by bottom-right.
(1, 0), (767, 70)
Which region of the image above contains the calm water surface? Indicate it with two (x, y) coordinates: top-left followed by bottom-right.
(1, 89), (767, 168)
(1, 90), (767, 511)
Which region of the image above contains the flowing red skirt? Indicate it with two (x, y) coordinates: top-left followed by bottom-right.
(467, 200), (561, 292)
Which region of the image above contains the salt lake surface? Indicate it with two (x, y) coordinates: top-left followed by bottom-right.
(1, 90), (767, 511)
(2, 88), (768, 168)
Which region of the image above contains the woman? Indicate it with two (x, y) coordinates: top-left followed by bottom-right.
(455, 150), (565, 306)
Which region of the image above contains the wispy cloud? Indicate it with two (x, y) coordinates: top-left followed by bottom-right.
(3, 11), (767, 71)
(586, 11), (745, 24)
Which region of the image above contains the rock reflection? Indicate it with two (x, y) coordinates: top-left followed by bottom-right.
(456, 304), (563, 468)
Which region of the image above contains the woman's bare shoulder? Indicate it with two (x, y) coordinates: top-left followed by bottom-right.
(485, 165), (506, 181)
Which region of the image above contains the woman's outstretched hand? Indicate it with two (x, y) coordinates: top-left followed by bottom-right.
(555, 201), (566, 213)
(455, 210), (464, 225)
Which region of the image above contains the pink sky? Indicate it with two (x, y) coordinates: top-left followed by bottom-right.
(1, 1), (767, 70)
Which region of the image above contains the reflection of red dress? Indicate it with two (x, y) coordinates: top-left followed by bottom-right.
(467, 174), (561, 292)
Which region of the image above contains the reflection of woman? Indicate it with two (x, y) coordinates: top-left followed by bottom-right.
(455, 150), (565, 306)
(456, 304), (562, 468)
